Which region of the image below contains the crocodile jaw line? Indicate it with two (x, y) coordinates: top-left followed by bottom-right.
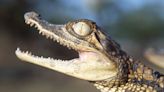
(15, 12), (117, 81)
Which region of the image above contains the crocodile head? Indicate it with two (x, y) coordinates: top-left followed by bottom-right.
(15, 12), (121, 81)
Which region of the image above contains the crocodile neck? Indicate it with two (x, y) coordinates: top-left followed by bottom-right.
(93, 51), (164, 92)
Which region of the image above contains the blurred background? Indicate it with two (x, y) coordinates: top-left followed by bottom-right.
(0, 0), (164, 92)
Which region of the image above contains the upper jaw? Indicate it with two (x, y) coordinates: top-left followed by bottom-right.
(24, 12), (95, 52)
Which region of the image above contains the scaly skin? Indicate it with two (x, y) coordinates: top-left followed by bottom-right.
(15, 12), (164, 92)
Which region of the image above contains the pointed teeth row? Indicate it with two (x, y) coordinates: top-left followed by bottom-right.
(24, 20), (77, 51)
(53, 38), (75, 50)
(16, 48), (55, 61)
(25, 20), (33, 26)
(16, 48), (73, 62)
(24, 20), (54, 40)
(25, 20), (38, 28)
(25, 20), (48, 38)
(16, 48), (32, 55)
(25, 20), (31, 24)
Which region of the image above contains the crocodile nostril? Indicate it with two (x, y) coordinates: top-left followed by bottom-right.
(24, 11), (40, 21)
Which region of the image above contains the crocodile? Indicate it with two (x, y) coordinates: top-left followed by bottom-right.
(15, 12), (164, 92)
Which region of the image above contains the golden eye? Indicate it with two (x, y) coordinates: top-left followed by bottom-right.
(72, 22), (91, 36)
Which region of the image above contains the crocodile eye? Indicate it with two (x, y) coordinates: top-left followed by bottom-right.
(72, 22), (91, 36)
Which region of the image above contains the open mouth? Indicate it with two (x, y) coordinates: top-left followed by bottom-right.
(15, 11), (95, 62)
(15, 12), (117, 81)
(15, 12), (81, 63)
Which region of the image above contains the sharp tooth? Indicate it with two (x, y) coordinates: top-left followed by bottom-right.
(25, 51), (29, 54)
(25, 20), (27, 23)
(50, 36), (53, 39)
(46, 35), (49, 39)
(39, 31), (42, 34)
(56, 40), (59, 43)
(28, 52), (32, 55)
(30, 23), (34, 26)
(67, 46), (71, 50)
(34, 25), (37, 28)
(16, 48), (20, 51)
(27, 21), (30, 24)
(41, 32), (45, 36)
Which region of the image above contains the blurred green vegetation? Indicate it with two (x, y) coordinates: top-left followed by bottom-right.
(0, 0), (163, 92)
